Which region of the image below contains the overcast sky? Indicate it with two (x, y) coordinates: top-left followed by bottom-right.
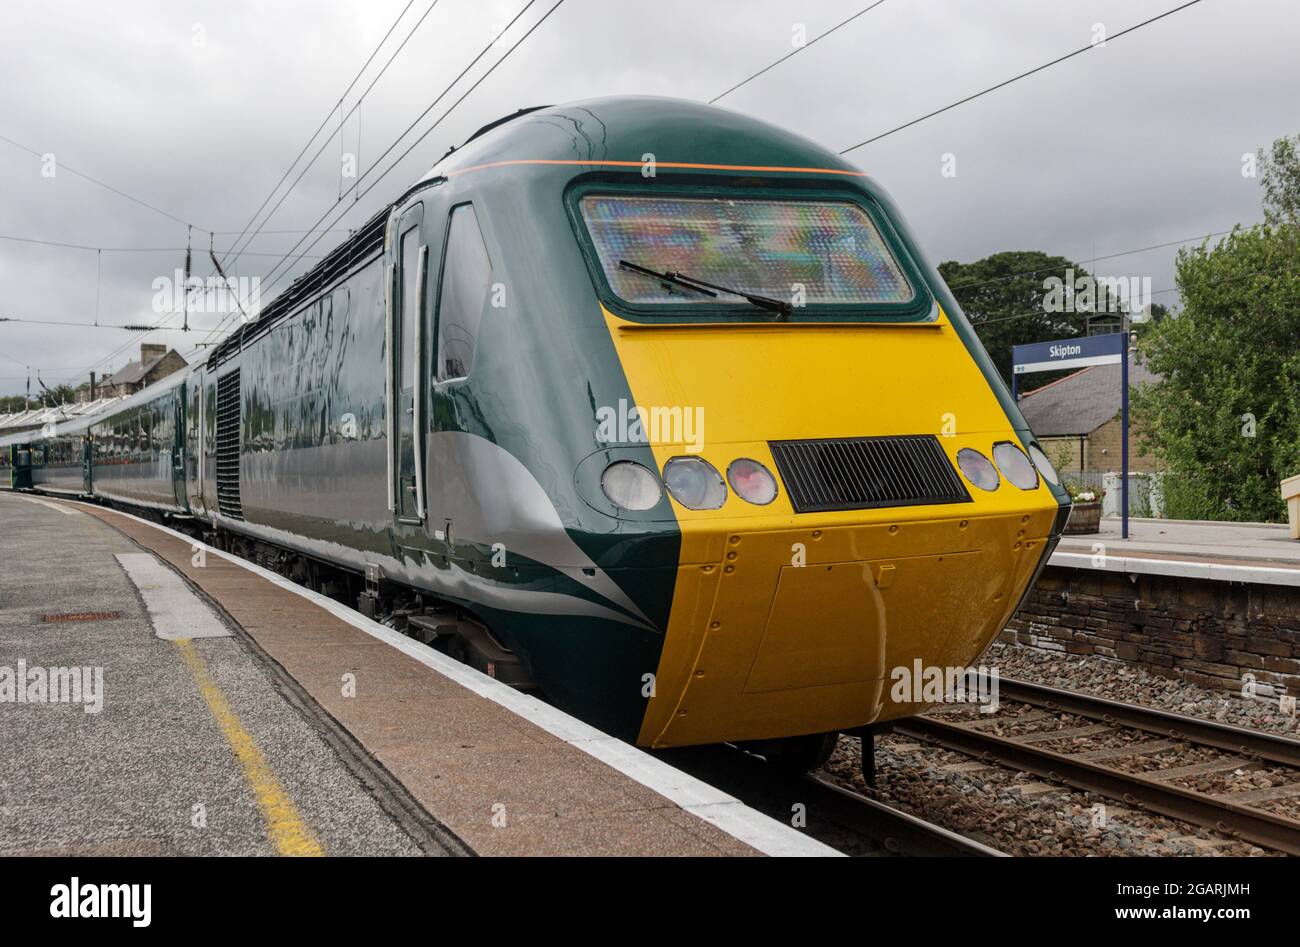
(1, 0), (1295, 395)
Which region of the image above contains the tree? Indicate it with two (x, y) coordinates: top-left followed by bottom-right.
(1133, 223), (1300, 521)
(42, 383), (77, 407)
(939, 251), (1126, 388)
(1260, 134), (1300, 224)
(0, 395), (37, 413)
(1133, 133), (1300, 522)
(1130, 301), (1173, 343)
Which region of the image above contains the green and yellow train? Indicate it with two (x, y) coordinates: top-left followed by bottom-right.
(2, 97), (1070, 767)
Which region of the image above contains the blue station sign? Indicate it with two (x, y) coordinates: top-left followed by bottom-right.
(1011, 332), (1126, 375)
(1010, 330), (1132, 539)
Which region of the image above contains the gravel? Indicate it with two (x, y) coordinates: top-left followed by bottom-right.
(815, 640), (1300, 857)
(985, 640), (1300, 737)
(821, 732), (1272, 856)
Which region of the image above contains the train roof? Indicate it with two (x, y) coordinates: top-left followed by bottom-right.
(0, 396), (131, 447)
(0, 370), (190, 447)
(423, 96), (867, 182)
(201, 97), (872, 372)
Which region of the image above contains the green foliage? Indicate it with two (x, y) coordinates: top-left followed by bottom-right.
(1132, 223), (1300, 522)
(0, 385), (77, 414)
(0, 395), (38, 413)
(43, 384), (77, 406)
(1260, 134), (1300, 224)
(1062, 479), (1103, 503)
(1047, 440), (1075, 476)
(1131, 301), (1172, 343)
(939, 251), (1125, 388)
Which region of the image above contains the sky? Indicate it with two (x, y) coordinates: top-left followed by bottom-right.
(1, 0), (1295, 396)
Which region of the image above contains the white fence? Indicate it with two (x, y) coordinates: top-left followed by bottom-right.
(1061, 471), (1164, 518)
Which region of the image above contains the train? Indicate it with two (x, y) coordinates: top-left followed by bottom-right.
(2, 96), (1070, 771)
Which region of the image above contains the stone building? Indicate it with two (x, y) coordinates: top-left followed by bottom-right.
(1017, 354), (1160, 474)
(102, 344), (188, 398)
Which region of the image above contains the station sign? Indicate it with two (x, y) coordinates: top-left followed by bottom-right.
(1010, 331), (1131, 540)
(1011, 332), (1125, 375)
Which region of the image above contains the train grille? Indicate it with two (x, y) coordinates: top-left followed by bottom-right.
(215, 369), (243, 520)
(768, 435), (971, 513)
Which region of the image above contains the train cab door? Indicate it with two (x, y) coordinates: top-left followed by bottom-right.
(185, 370), (205, 515)
(10, 444), (32, 490)
(81, 435), (92, 494)
(388, 203), (429, 526)
(172, 388), (188, 511)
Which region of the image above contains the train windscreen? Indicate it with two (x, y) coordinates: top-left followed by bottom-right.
(578, 194), (916, 312)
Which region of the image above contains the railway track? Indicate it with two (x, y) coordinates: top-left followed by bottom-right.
(896, 676), (1300, 855)
(661, 743), (1003, 856)
(800, 771), (1006, 857)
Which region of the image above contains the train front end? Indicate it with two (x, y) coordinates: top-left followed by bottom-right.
(424, 98), (1070, 754)
(601, 291), (1070, 749)
(549, 117), (1070, 751)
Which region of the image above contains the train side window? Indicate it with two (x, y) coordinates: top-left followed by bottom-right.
(434, 204), (492, 383)
(399, 225), (421, 393)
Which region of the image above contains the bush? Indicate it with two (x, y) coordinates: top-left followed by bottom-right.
(1133, 223), (1300, 522)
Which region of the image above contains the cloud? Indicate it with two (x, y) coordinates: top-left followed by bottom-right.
(0, 0), (1291, 393)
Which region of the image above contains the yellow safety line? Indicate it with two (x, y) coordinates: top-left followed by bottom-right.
(173, 638), (323, 856)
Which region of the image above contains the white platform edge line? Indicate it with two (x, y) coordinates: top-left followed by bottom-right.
(114, 552), (232, 640)
(5, 493), (79, 515)
(65, 499), (839, 857)
(1050, 550), (1300, 587)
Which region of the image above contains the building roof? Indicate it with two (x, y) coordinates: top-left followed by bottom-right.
(105, 353), (167, 387)
(0, 396), (127, 434)
(1018, 354), (1161, 437)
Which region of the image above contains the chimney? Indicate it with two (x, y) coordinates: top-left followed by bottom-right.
(140, 343), (166, 364)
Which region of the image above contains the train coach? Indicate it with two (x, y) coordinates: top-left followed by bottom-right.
(2, 96), (1071, 771)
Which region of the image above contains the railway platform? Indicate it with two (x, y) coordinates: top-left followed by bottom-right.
(0, 492), (833, 857)
(1053, 516), (1300, 584)
(1010, 515), (1300, 698)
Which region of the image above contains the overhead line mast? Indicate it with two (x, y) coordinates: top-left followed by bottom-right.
(221, 0), (439, 269)
(190, 0), (566, 364)
(253, 0), (565, 306)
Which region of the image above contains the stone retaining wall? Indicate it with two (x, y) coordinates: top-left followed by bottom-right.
(1002, 566), (1300, 698)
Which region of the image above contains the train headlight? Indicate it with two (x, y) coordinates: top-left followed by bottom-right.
(663, 457), (727, 510)
(727, 458), (778, 505)
(1027, 442), (1061, 487)
(956, 448), (1000, 492)
(993, 442), (1038, 490)
(601, 461), (662, 511)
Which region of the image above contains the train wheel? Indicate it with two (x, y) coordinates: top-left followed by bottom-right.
(754, 732), (839, 774)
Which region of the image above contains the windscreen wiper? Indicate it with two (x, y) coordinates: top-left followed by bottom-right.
(669, 271), (791, 321)
(618, 260), (791, 320)
(618, 260), (717, 299)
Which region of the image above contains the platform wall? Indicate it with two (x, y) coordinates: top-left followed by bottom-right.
(1002, 566), (1300, 698)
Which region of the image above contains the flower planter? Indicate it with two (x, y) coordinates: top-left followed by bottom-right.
(1064, 501), (1102, 535)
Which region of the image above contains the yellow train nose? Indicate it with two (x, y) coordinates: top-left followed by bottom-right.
(639, 507), (1055, 748)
